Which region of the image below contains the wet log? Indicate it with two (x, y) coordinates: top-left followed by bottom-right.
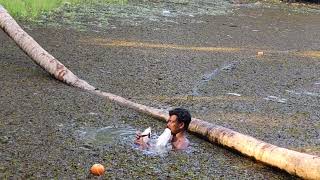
(188, 119), (320, 180)
(1, 5), (319, 180)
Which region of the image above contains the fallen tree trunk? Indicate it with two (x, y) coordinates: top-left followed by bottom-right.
(0, 6), (95, 91)
(0, 5), (319, 179)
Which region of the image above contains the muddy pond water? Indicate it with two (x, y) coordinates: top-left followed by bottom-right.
(1, 0), (319, 179)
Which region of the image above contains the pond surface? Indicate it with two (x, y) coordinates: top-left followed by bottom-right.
(1, 0), (319, 179)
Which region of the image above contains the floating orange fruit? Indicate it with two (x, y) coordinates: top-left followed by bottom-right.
(90, 163), (105, 176)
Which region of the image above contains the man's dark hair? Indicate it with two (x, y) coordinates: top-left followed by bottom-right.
(169, 108), (191, 130)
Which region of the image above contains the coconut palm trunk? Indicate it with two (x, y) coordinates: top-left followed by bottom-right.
(0, 5), (95, 91)
(0, 5), (319, 180)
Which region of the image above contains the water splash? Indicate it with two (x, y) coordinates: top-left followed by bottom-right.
(75, 126), (175, 156)
(139, 138), (173, 157)
(137, 128), (180, 157)
(75, 126), (136, 149)
(141, 127), (152, 144)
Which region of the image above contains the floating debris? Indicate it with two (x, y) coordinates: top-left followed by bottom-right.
(257, 51), (264, 56)
(141, 127), (152, 144)
(286, 90), (320, 97)
(227, 93), (241, 97)
(264, 96), (287, 103)
(162, 10), (171, 16)
(88, 112), (98, 115)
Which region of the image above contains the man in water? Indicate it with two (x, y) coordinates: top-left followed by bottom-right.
(134, 108), (191, 150)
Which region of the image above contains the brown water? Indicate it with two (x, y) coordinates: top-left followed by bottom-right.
(1, 0), (319, 179)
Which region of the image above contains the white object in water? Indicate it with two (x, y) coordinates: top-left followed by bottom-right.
(156, 128), (172, 147)
(162, 10), (171, 16)
(257, 51), (264, 56)
(141, 127), (151, 143)
(264, 96), (287, 103)
(227, 93), (241, 97)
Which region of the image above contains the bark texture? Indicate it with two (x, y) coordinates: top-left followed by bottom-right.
(188, 118), (320, 180)
(1, 5), (319, 179)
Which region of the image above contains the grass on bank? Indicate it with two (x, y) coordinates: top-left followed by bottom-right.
(0, 0), (127, 19)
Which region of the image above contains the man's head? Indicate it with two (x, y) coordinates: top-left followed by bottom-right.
(167, 108), (191, 135)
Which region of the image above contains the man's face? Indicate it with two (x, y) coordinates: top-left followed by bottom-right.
(166, 115), (184, 135)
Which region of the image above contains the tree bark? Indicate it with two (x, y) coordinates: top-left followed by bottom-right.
(1, 5), (319, 179)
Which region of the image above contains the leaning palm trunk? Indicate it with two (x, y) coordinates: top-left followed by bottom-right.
(0, 6), (95, 91)
(0, 5), (319, 180)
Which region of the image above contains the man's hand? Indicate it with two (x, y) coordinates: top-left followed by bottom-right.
(134, 131), (148, 149)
